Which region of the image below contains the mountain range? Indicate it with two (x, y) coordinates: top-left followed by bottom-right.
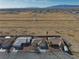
(47, 5), (79, 9)
(0, 5), (79, 12)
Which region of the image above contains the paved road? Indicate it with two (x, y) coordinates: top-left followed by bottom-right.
(0, 52), (74, 59)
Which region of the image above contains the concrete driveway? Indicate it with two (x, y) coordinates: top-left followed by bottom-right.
(0, 51), (74, 59)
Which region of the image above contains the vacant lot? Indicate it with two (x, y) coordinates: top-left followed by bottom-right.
(0, 12), (79, 57)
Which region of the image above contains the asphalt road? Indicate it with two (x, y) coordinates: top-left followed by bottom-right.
(0, 51), (74, 59)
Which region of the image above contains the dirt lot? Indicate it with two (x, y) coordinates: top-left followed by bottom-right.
(0, 12), (79, 58)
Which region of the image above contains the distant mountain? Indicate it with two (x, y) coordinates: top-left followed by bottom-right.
(47, 5), (79, 9)
(0, 5), (79, 13)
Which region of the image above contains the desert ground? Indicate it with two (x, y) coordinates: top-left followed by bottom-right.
(0, 11), (79, 58)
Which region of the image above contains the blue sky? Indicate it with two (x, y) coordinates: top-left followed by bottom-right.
(0, 0), (79, 8)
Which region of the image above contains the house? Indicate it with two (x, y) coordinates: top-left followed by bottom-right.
(13, 37), (32, 50)
(32, 37), (48, 53)
(0, 36), (15, 52)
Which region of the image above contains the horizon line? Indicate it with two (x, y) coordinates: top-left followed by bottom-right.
(0, 4), (79, 9)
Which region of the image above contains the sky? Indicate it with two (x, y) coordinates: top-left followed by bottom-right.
(0, 0), (79, 8)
